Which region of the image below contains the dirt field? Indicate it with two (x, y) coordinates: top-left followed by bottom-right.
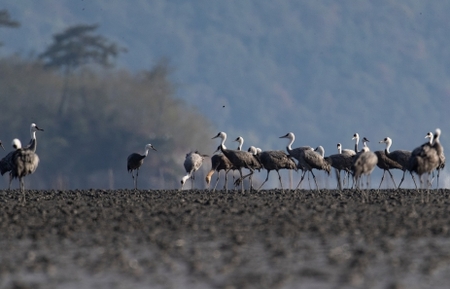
(1, 188), (450, 289)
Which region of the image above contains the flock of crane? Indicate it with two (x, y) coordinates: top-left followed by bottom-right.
(177, 129), (445, 192)
(0, 123), (444, 193)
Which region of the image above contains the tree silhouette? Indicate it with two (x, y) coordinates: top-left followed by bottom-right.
(0, 9), (20, 47)
(39, 23), (126, 116)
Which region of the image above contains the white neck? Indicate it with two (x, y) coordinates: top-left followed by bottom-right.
(384, 139), (392, 153)
(220, 133), (227, 150)
(286, 135), (295, 151)
(236, 138), (244, 150)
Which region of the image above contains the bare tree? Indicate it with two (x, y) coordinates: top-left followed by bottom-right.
(38, 24), (126, 116)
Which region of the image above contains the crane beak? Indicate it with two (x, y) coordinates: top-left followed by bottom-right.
(151, 146), (157, 151)
(0, 142), (4, 150)
(279, 133), (288, 138)
(36, 125), (44, 131)
(212, 133), (220, 139)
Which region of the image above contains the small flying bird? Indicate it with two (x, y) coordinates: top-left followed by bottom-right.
(127, 144), (157, 190)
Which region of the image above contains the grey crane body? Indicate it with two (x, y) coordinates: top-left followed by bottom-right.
(11, 144), (40, 192)
(127, 144), (156, 190)
(0, 139), (22, 176)
(181, 151), (207, 190)
(351, 144), (378, 189)
(212, 132), (260, 192)
(295, 145), (331, 191)
(374, 150), (401, 189)
(379, 136), (417, 189)
(249, 146), (297, 191)
(0, 123), (43, 180)
(0, 138), (40, 193)
(206, 149), (235, 191)
(325, 143), (355, 190)
(279, 132), (313, 167)
(409, 129), (442, 188)
(279, 132), (314, 181)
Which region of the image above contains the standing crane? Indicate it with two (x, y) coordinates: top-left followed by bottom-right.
(205, 147), (235, 191)
(379, 137), (417, 189)
(181, 151), (207, 190)
(374, 137), (404, 189)
(427, 131), (446, 188)
(212, 132), (261, 192)
(249, 146), (297, 191)
(351, 145), (378, 189)
(127, 144), (157, 190)
(0, 123), (43, 181)
(295, 145), (331, 191)
(9, 138), (40, 196)
(279, 132), (314, 188)
(409, 128), (442, 189)
(325, 143), (354, 190)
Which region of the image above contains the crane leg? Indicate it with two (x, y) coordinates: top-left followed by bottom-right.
(335, 169), (342, 190)
(224, 169), (231, 191)
(135, 169), (139, 190)
(437, 169), (441, 189)
(295, 171), (307, 190)
(410, 172), (418, 189)
(378, 170), (386, 189)
(387, 170), (397, 189)
(310, 170), (320, 192)
(213, 171), (220, 192)
(8, 173), (12, 190)
(276, 170), (284, 191)
(257, 170), (271, 191)
(398, 171), (406, 189)
(239, 169), (255, 191)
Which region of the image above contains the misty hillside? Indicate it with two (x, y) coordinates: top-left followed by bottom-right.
(0, 1), (449, 188)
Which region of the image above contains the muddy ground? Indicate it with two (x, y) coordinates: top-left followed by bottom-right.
(1, 189), (450, 289)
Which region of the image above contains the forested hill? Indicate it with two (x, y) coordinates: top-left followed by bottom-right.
(0, 1), (449, 187)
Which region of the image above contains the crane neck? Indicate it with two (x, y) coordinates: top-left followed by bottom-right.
(219, 134), (227, 151)
(384, 140), (392, 154)
(354, 136), (359, 152)
(430, 135), (436, 145)
(236, 138), (244, 150)
(316, 147), (325, 157)
(286, 137), (294, 151)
